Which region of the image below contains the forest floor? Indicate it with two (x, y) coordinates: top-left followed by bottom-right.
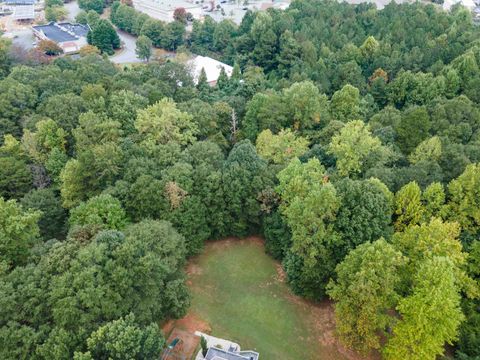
(168, 236), (378, 360)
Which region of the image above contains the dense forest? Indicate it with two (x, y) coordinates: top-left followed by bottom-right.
(1, 0), (480, 359)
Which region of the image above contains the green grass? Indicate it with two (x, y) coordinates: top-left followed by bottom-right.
(188, 239), (351, 360)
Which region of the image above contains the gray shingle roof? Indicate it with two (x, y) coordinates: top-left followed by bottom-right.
(32, 22), (89, 43)
(205, 347), (259, 360)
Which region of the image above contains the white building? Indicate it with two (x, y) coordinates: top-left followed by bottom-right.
(5, 0), (35, 20)
(188, 55), (233, 86)
(443, 0), (476, 10)
(132, 0), (202, 22)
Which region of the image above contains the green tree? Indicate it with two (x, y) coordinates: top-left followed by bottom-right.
(222, 140), (273, 236)
(21, 188), (66, 239)
(161, 21), (185, 51)
(328, 120), (388, 177)
(22, 118), (67, 164)
(277, 30), (301, 75)
(0, 197), (40, 267)
(283, 81), (327, 131)
(69, 194), (128, 230)
(135, 98), (198, 148)
(39, 93), (86, 134)
(384, 257), (464, 360)
(334, 178), (393, 262)
(277, 158), (340, 299)
(140, 18), (164, 47)
(422, 182), (445, 221)
(408, 136), (442, 164)
(330, 84), (361, 122)
(0, 155), (32, 200)
(250, 12), (277, 71)
(200, 335), (208, 357)
(263, 210), (292, 260)
(255, 128), (309, 164)
(45, 6), (67, 22)
(135, 35), (152, 62)
(392, 218), (476, 297)
(108, 90), (148, 135)
(446, 163), (480, 234)
(0, 79), (37, 139)
(242, 91), (288, 142)
(0, 38), (11, 79)
(328, 239), (404, 353)
(213, 20), (236, 52)
(78, 0), (104, 13)
(396, 106), (431, 154)
(394, 181), (424, 231)
(81, 314), (164, 360)
(88, 19), (120, 55)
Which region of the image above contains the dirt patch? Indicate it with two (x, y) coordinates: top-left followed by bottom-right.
(162, 328), (200, 360)
(203, 235), (264, 252)
(161, 314), (211, 360)
(275, 263), (287, 282)
(186, 263), (203, 277)
(174, 313), (211, 334)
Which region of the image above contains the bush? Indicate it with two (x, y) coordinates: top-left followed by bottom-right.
(78, 0), (104, 13)
(45, 6), (67, 22)
(78, 44), (100, 57)
(37, 40), (63, 56)
(201, 336), (208, 357)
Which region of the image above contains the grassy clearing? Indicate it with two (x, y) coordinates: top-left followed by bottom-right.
(187, 237), (360, 360)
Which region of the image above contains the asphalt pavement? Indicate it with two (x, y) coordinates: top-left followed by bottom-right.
(109, 29), (144, 64)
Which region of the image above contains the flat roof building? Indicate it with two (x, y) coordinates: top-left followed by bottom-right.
(5, 0), (35, 20)
(32, 22), (89, 54)
(132, 0), (202, 22)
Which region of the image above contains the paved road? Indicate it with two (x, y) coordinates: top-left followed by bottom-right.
(65, 0), (81, 22)
(110, 30), (144, 64)
(12, 29), (36, 49)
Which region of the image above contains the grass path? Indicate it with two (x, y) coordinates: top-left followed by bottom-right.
(186, 237), (370, 360)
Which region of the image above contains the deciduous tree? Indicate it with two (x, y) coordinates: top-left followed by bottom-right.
(328, 239), (404, 353)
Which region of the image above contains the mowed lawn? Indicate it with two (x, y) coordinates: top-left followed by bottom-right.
(187, 238), (357, 360)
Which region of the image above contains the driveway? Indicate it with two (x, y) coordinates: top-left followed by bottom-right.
(110, 30), (143, 64)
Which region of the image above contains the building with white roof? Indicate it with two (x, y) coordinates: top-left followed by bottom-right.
(443, 0), (476, 10)
(5, 0), (35, 20)
(188, 55), (233, 86)
(132, 0), (202, 22)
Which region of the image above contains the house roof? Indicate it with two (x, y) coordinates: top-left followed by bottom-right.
(205, 347), (259, 360)
(188, 55), (233, 84)
(32, 22), (89, 43)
